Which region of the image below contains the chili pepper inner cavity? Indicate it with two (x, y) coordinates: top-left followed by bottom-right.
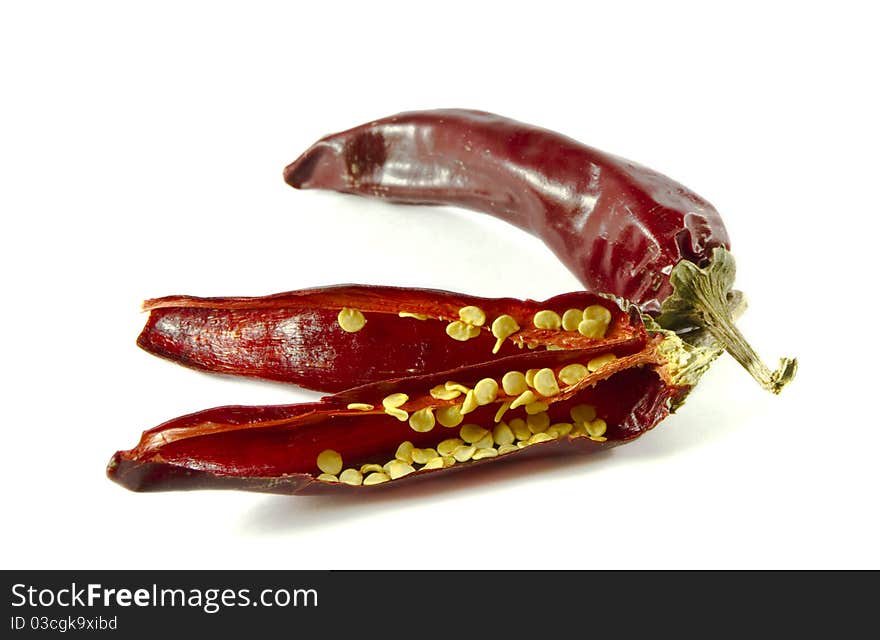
(108, 330), (713, 495)
(137, 285), (637, 393)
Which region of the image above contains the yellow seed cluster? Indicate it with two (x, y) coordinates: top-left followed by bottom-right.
(388, 357), (618, 448)
(351, 405), (612, 484)
(569, 404), (607, 442)
(437, 301), (618, 356)
(337, 308), (367, 333)
(322, 401), (615, 487)
(578, 305), (612, 339)
(446, 305), (487, 343)
(524, 303), (615, 342)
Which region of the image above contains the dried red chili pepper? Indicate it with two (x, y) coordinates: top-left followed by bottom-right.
(108, 111), (797, 495)
(283, 109), (796, 393)
(109, 305), (717, 494)
(138, 286), (638, 392)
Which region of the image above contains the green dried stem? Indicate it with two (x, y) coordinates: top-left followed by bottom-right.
(656, 247), (797, 394)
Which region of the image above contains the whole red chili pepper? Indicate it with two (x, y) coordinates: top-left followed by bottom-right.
(110, 301), (716, 493)
(283, 109), (796, 393)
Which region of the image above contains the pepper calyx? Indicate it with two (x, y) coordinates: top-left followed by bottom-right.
(656, 247), (797, 394)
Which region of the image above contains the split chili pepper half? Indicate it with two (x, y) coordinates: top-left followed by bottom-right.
(284, 109), (796, 393)
(138, 287), (637, 393)
(110, 301), (718, 493)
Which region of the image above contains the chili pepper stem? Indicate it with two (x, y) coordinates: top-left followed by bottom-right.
(656, 248), (797, 394)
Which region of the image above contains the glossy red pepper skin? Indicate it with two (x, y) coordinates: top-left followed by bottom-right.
(138, 285), (637, 392)
(109, 325), (694, 494)
(284, 109), (730, 314)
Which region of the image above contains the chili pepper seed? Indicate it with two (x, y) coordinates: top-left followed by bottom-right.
(395, 441), (415, 463)
(430, 384), (461, 400)
(533, 368), (560, 396)
(460, 389), (478, 415)
(533, 310), (562, 330)
(316, 449), (343, 475)
(586, 418), (607, 438)
(474, 378), (499, 405)
(460, 424), (489, 444)
(588, 353), (618, 372)
(459, 305), (487, 326)
(577, 318), (605, 339)
(548, 423), (573, 438)
(491, 315), (520, 353)
(398, 311), (429, 320)
(337, 308), (367, 333)
(527, 412), (550, 434)
(562, 308), (583, 331)
(411, 448), (438, 465)
(382, 392), (409, 421)
(558, 364), (589, 386)
(438, 438), (464, 456)
(453, 445), (477, 462)
(525, 400), (549, 415)
(524, 369), (539, 387)
(474, 433), (494, 449)
(387, 460), (416, 480)
(583, 305), (612, 325)
(363, 472), (390, 485)
(446, 320), (481, 341)
(492, 421), (515, 446)
(445, 381), (470, 394)
(360, 463), (385, 475)
(570, 404), (597, 424)
(421, 457), (445, 470)
(493, 401), (512, 423)
(339, 468), (363, 486)
(409, 407), (436, 432)
(501, 371), (528, 396)
(437, 404), (464, 428)
(509, 418), (531, 441)
(509, 390), (536, 410)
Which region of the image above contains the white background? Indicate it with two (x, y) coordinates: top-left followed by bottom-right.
(2, 1), (877, 569)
